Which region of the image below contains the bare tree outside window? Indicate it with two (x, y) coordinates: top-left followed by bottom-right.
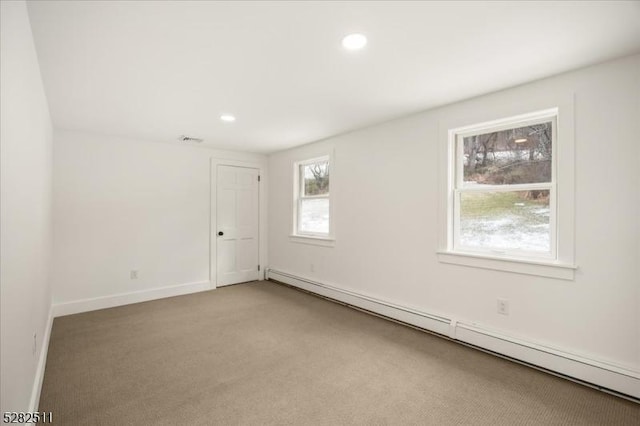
(453, 116), (556, 256)
(303, 161), (329, 196)
(463, 122), (552, 187)
(297, 158), (331, 236)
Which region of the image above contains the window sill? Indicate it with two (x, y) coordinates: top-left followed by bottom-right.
(437, 251), (576, 280)
(289, 234), (335, 247)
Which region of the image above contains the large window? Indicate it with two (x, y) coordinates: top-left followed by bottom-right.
(450, 110), (557, 259)
(294, 156), (331, 238)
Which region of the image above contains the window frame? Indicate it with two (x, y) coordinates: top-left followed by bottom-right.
(451, 111), (558, 260)
(437, 101), (577, 280)
(292, 155), (334, 242)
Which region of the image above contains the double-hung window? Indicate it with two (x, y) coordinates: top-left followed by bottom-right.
(450, 110), (557, 260)
(294, 156), (331, 238)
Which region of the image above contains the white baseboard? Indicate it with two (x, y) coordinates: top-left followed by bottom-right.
(28, 305), (54, 412)
(266, 268), (640, 400)
(52, 280), (211, 317)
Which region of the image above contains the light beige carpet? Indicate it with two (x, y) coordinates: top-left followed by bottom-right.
(39, 281), (639, 425)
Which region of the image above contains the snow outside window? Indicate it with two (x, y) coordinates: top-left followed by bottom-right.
(451, 111), (557, 260)
(295, 156), (330, 237)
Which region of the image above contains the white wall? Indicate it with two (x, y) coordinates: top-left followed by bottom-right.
(268, 56), (640, 374)
(52, 130), (267, 311)
(1, 0), (54, 413)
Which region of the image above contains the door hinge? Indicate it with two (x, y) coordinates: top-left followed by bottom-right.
(258, 265), (261, 271)
(258, 175), (261, 182)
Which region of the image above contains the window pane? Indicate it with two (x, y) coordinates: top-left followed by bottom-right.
(299, 198), (329, 234)
(302, 161), (329, 196)
(459, 190), (550, 253)
(463, 122), (552, 185)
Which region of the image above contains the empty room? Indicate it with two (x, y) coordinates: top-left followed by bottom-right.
(2, 0), (640, 424)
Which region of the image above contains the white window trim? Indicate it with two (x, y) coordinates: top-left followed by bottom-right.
(453, 110), (557, 260)
(437, 95), (576, 280)
(290, 154), (335, 246)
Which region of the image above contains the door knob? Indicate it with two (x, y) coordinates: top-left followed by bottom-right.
(218, 231), (224, 236)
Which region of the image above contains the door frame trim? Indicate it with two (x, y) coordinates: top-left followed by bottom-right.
(210, 158), (267, 289)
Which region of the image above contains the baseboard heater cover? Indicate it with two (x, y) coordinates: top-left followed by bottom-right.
(266, 268), (640, 401)
(267, 268), (451, 336)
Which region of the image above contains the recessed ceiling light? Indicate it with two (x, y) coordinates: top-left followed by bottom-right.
(342, 33), (367, 50)
(220, 114), (236, 122)
(515, 138), (527, 143)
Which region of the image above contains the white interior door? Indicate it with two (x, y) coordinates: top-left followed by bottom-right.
(216, 165), (260, 286)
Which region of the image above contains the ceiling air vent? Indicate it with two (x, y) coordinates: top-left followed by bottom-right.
(178, 135), (204, 143)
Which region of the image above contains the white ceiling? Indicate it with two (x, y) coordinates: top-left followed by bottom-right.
(27, 1), (640, 153)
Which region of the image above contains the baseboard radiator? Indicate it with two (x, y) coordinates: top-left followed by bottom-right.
(266, 268), (640, 401)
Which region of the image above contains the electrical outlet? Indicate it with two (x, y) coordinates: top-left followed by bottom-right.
(310, 263), (315, 273)
(130, 270), (138, 279)
(497, 298), (509, 315)
(32, 333), (37, 356)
